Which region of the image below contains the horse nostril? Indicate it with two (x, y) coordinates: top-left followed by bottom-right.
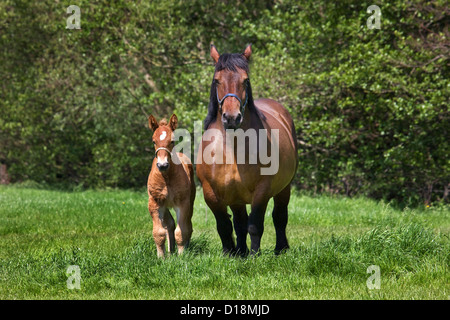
(222, 113), (229, 123)
(236, 113), (242, 124)
(157, 162), (169, 171)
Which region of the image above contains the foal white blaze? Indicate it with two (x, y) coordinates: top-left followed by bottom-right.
(157, 131), (170, 166)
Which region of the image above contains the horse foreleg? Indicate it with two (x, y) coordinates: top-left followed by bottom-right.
(248, 197), (269, 255)
(203, 184), (236, 255)
(230, 205), (249, 256)
(212, 207), (236, 255)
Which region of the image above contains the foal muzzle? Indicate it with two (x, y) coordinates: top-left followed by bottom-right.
(155, 147), (172, 172)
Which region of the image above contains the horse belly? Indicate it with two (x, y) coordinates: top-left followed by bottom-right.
(256, 99), (298, 195)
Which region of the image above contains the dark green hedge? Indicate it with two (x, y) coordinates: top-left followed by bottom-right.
(1, 0), (448, 205)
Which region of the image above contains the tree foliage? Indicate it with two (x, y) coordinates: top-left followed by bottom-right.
(1, 0), (448, 204)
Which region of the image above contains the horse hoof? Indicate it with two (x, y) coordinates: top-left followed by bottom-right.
(274, 245), (289, 256)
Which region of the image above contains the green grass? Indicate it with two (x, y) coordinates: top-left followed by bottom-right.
(0, 185), (448, 299)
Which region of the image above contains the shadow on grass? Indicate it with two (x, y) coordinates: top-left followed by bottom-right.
(185, 233), (213, 256)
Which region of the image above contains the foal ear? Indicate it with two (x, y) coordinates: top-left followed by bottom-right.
(243, 43), (252, 61)
(210, 44), (220, 64)
(148, 114), (159, 131)
(169, 114), (178, 131)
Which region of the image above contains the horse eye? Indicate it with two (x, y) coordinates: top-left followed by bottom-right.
(170, 141), (175, 146)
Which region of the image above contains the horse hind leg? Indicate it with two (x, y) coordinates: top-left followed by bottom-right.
(272, 184), (291, 255)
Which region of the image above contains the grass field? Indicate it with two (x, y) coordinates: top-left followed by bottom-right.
(0, 185), (448, 299)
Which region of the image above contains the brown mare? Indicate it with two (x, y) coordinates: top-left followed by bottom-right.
(196, 44), (298, 256)
(147, 114), (196, 258)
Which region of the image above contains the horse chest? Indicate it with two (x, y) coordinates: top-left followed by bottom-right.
(209, 164), (256, 204)
(149, 183), (168, 203)
(148, 169), (190, 208)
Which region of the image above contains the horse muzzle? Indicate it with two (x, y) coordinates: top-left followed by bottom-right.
(157, 162), (169, 171)
(155, 147), (172, 172)
(217, 91), (247, 130)
(222, 112), (242, 129)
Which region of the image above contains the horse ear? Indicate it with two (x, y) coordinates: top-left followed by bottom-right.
(243, 43), (252, 61)
(210, 44), (220, 64)
(169, 114), (178, 131)
(148, 114), (159, 131)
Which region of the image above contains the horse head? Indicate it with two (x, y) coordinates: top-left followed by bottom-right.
(209, 44), (253, 130)
(148, 114), (178, 172)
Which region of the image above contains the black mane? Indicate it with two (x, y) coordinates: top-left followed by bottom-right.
(215, 52), (250, 73)
(203, 53), (265, 130)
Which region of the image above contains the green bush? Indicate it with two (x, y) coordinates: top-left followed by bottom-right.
(1, 0), (448, 204)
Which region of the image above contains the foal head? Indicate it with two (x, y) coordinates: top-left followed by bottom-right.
(210, 44), (252, 130)
(148, 114), (178, 172)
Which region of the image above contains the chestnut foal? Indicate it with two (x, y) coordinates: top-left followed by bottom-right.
(147, 114), (195, 258)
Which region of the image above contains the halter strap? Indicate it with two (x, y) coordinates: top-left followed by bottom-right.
(155, 147), (172, 157)
(216, 88), (248, 115)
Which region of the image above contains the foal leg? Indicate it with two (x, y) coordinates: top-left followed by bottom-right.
(174, 203), (193, 255)
(149, 200), (168, 258)
(230, 205), (248, 256)
(272, 184), (291, 255)
(163, 208), (176, 254)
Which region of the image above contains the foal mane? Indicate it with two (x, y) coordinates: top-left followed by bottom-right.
(203, 52), (265, 130)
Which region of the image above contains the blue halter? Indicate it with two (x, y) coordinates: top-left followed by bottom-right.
(216, 87), (248, 115)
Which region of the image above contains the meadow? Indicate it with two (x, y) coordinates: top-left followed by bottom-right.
(0, 185), (448, 299)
